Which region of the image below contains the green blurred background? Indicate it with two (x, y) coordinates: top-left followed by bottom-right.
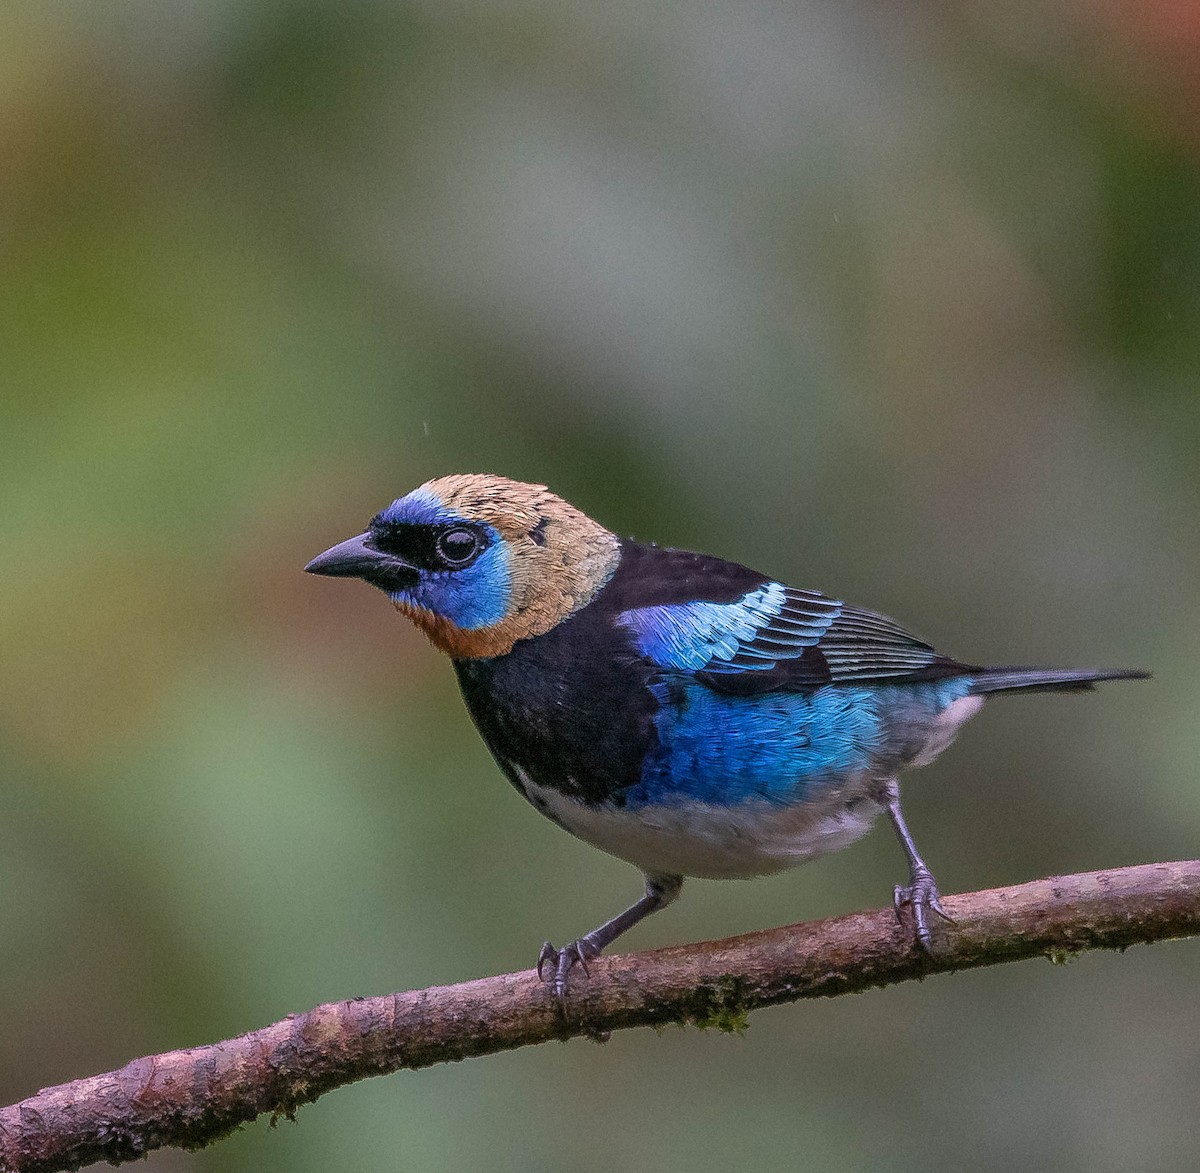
(2, 3), (1198, 1170)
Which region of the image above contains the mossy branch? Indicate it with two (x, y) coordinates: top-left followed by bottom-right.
(2, 860), (1198, 1173)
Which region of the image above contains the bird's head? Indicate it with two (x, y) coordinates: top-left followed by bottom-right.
(305, 474), (621, 658)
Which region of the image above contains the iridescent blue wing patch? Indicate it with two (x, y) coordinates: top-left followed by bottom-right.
(617, 583), (946, 690)
(617, 582), (808, 671)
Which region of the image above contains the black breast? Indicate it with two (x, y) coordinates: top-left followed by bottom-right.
(453, 600), (660, 808)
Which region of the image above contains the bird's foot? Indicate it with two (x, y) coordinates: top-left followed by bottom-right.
(537, 936), (601, 1011)
(893, 865), (954, 952)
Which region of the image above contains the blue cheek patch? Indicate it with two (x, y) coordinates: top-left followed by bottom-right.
(426, 542), (511, 630)
(392, 532), (512, 631)
(377, 489), (512, 631)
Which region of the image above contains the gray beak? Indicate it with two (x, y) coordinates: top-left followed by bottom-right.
(305, 533), (418, 591)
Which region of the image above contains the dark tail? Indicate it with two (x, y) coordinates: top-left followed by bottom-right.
(969, 666), (1151, 696)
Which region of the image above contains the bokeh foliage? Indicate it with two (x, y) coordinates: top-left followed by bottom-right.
(2, 3), (1198, 1170)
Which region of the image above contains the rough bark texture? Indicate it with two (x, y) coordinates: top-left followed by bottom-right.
(2, 860), (1198, 1173)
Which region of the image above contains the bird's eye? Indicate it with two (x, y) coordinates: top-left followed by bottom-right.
(436, 528), (480, 567)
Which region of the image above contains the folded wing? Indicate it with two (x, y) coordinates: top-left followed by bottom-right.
(616, 581), (964, 695)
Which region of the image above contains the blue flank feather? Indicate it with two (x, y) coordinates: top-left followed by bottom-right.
(621, 677), (974, 809)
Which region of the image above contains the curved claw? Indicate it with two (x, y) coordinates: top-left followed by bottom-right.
(929, 893), (955, 924)
(536, 941), (556, 983)
(893, 868), (952, 954)
(572, 940), (592, 978)
(536, 937), (600, 1012)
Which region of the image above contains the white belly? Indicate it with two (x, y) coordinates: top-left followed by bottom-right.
(910, 694), (984, 767)
(514, 765), (881, 880)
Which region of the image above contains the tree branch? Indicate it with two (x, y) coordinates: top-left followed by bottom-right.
(2, 860), (1198, 1173)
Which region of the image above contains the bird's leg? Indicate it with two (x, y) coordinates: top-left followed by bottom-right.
(538, 873), (683, 1010)
(879, 778), (953, 952)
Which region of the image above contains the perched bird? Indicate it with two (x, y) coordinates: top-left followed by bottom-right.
(306, 474), (1147, 1004)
